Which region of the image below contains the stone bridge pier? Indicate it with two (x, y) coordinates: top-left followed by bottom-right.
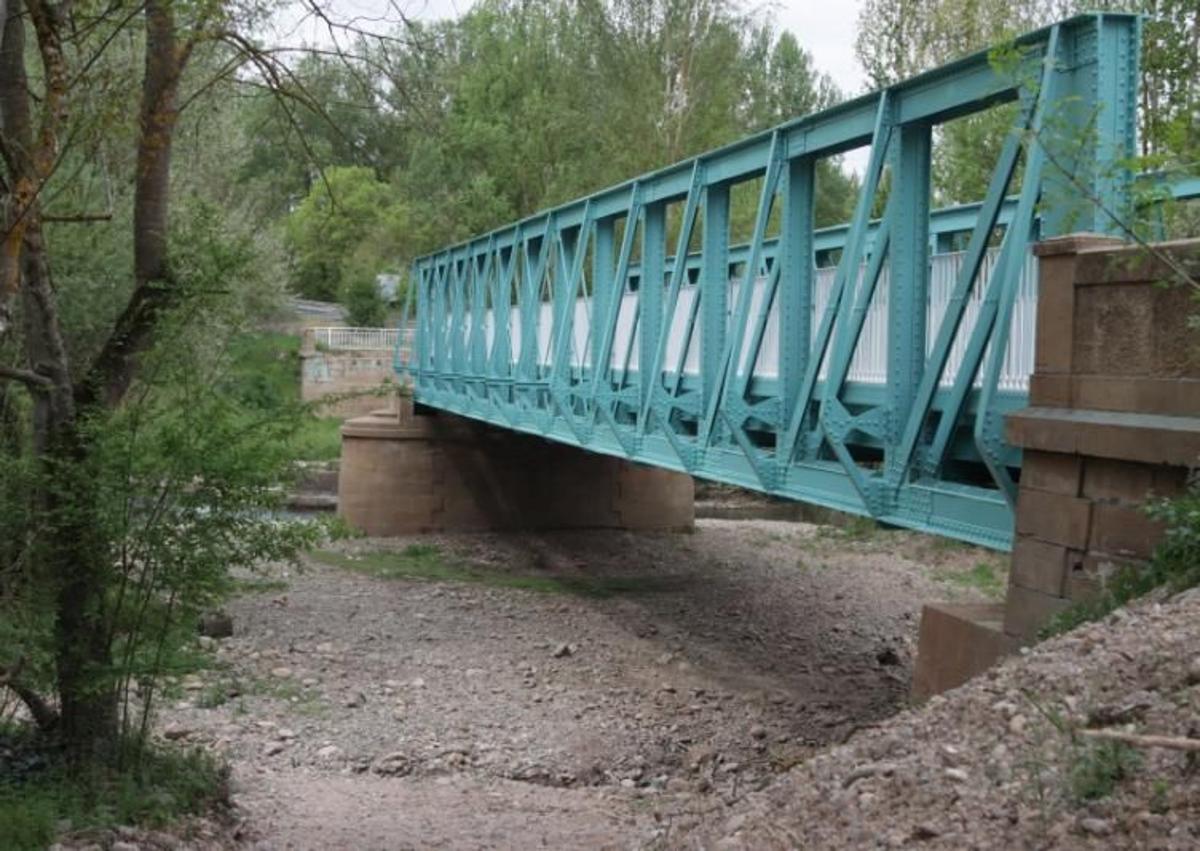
(337, 400), (694, 535)
(914, 235), (1200, 699)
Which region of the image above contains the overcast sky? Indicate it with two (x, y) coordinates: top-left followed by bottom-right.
(280, 0), (870, 96)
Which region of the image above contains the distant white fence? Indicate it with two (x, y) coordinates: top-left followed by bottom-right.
(311, 327), (400, 351)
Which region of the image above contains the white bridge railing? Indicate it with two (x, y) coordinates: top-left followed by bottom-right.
(474, 247), (1039, 393)
(311, 327), (400, 351)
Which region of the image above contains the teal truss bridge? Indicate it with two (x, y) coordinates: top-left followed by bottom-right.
(399, 13), (1179, 551)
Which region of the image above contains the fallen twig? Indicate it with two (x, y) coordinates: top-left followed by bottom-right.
(1080, 729), (1200, 752)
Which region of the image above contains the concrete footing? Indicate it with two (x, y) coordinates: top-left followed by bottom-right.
(337, 401), (694, 536)
(911, 604), (1020, 702)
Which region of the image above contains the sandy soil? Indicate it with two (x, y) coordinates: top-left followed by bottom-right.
(147, 518), (997, 850)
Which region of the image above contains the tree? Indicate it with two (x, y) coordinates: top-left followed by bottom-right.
(236, 51), (405, 218)
(264, 0), (862, 301)
(285, 165), (399, 301)
(1, 0), (205, 760)
(0, 0), (365, 769)
(387, 0), (859, 252)
(855, 0), (1200, 204)
(342, 273), (389, 326)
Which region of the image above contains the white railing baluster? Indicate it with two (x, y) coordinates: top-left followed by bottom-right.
(308, 327), (402, 352)
(479, 247), (1039, 393)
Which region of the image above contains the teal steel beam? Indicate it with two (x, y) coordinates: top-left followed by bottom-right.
(640, 202), (666, 416)
(887, 123), (932, 447)
(640, 162), (703, 437)
(890, 124), (1026, 482)
(699, 183), (730, 431)
(703, 131), (784, 446)
(779, 155), (815, 423)
(591, 219), (614, 372)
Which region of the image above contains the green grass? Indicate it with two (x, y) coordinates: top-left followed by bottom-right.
(237, 674), (327, 717)
(933, 559), (1007, 600)
(223, 331), (342, 462)
(816, 515), (878, 542)
(927, 535), (976, 554)
(1069, 740), (1141, 803)
(225, 332), (302, 407)
(312, 544), (686, 598)
(195, 682), (232, 709)
(287, 416), (343, 461)
(0, 730), (227, 851)
(1150, 778), (1172, 814)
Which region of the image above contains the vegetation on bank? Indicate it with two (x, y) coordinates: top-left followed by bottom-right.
(225, 332), (343, 462)
(1041, 484), (1200, 638)
(0, 730), (227, 851)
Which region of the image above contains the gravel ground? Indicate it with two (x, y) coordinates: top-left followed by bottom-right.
(144, 518), (998, 849)
(678, 587), (1200, 850)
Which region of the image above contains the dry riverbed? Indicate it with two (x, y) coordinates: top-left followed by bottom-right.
(142, 518), (999, 849)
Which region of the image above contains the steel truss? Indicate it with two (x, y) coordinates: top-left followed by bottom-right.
(400, 14), (1144, 550)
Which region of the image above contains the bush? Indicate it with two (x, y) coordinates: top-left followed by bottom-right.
(341, 273), (388, 327)
(0, 727), (227, 851)
(1069, 740), (1141, 803)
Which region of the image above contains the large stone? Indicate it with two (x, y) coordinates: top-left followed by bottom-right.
(198, 610), (233, 639)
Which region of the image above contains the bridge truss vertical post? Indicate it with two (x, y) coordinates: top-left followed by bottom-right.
(778, 155), (815, 431)
(592, 219), (615, 373)
(640, 203), (666, 417)
(1038, 15), (1141, 238)
(886, 122), (932, 501)
(699, 184), (730, 443)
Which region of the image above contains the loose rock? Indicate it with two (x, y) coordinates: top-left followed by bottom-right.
(371, 752), (412, 777)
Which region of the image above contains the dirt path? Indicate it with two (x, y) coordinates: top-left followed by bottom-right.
(159, 519), (999, 849)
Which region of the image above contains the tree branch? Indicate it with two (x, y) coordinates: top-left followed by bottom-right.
(6, 681), (60, 731)
(1031, 129), (1200, 294)
(1081, 728), (1200, 753)
(0, 364), (52, 388)
(1, 658), (60, 732)
(42, 211), (111, 223)
(74, 0), (187, 410)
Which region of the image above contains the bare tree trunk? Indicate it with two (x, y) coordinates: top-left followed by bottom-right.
(0, 0), (27, 339)
(2, 0), (121, 765)
(77, 0), (188, 410)
(55, 0), (190, 762)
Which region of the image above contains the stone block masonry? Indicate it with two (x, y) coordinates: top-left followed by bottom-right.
(299, 327), (399, 419)
(338, 399), (694, 535)
(914, 235), (1200, 700)
(1004, 235), (1200, 641)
